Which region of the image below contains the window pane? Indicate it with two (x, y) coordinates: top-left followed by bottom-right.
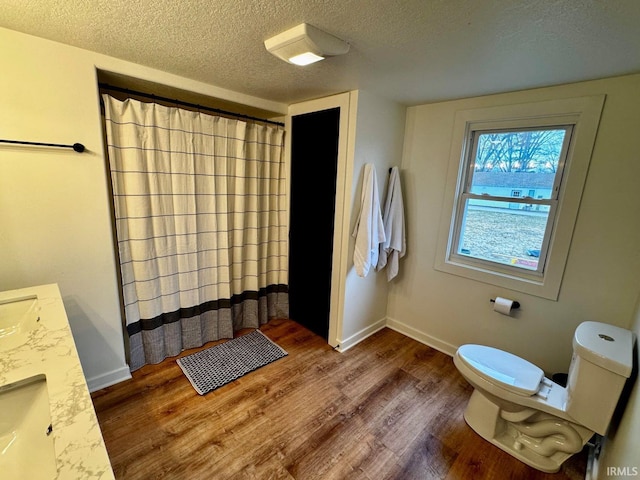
(470, 129), (567, 200)
(457, 199), (549, 271)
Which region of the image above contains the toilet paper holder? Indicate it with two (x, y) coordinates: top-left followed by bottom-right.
(490, 298), (520, 309)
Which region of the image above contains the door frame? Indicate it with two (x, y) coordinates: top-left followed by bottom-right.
(286, 92), (356, 347)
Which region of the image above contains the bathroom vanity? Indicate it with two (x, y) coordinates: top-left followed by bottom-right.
(0, 283), (115, 479)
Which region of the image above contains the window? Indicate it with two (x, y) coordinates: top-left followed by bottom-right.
(435, 96), (604, 300)
(453, 126), (572, 274)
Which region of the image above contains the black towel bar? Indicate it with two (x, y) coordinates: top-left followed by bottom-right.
(0, 139), (85, 153)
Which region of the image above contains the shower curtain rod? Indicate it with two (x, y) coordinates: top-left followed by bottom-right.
(98, 83), (285, 127)
(0, 139), (85, 152)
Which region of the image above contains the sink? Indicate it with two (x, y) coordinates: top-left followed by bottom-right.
(0, 295), (41, 352)
(0, 374), (57, 479)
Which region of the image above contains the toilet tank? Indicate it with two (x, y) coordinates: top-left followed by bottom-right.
(565, 321), (635, 435)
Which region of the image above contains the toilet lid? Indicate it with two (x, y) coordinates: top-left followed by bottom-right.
(457, 344), (544, 396)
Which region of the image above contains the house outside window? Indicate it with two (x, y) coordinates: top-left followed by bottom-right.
(435, 96), (605, 300)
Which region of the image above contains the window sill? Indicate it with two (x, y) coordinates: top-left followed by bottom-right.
(434, 255), (559, 300)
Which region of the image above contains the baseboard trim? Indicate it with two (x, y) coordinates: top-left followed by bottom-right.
(87, 365), (132, 392)
(336, 316), (458, 357)
(385, 317), (457, 357)
(87, 319), (457, 389)
(585, 434), (602, 480)
(337, 318), (387, 352)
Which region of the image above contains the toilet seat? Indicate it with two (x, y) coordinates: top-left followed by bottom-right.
(456, 344), (544, 396)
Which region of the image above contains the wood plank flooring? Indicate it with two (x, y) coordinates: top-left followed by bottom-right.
(91, 319), (588, 479)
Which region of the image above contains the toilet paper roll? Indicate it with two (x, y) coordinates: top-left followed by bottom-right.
(493, 297), (514, 315)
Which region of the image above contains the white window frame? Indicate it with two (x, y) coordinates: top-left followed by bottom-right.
(451, 124), (573, 277)
(434, 95), (605, 300)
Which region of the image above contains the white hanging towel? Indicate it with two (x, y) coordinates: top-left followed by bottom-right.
(377, 166), (406, 281)
(352, 163), (386, 277)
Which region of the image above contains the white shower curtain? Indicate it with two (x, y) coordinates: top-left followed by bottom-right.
(103, 95), (288, 371)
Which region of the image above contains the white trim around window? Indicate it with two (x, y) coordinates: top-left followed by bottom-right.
(434, 95), (605, 300)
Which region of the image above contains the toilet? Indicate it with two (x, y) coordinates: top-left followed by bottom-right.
(453, 321), (635, 473)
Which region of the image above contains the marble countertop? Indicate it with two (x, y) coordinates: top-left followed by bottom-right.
(0, 283), (115, 480)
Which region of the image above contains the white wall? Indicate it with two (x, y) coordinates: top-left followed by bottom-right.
(389, 74), (640, 375)
(339, 90), (406, 348)
(0, 27), (286, 390)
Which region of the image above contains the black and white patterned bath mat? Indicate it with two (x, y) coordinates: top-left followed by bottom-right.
(176, 330), (287, 395)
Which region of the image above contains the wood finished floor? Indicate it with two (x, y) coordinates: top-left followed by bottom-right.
(91, 319), (588, 480)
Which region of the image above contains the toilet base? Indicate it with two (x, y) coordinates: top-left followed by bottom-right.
(463, 389), (592, 473)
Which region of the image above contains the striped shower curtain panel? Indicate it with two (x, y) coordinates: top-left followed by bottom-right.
(103, 95), (289, 371)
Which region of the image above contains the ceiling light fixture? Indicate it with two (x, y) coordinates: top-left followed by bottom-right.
(264, 23), (349, 66)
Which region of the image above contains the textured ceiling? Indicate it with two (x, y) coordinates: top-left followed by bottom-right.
(1, 0), (639, 106)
